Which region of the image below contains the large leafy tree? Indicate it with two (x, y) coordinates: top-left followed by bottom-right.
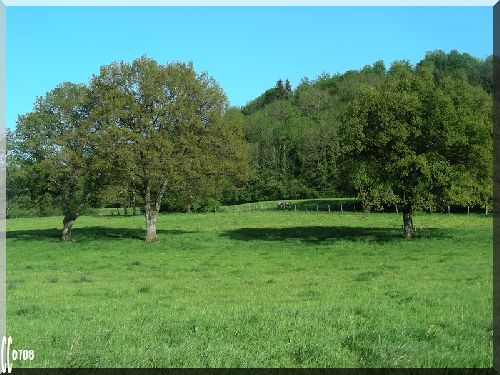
(344, 62), (492, 238)
(90, 57), (248, 242)
(13, 82), (103, 240)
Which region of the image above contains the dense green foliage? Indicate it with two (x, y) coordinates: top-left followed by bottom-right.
(241, 50), (492, 208)
(7, 211), (492, 367)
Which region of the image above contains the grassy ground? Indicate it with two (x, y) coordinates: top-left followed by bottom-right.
(6, 211), (492, 368)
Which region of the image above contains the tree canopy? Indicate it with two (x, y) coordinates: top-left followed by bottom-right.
(90, 57), (249, 242)
(10, 82), (103, 240)
(343, 65), (492, 237)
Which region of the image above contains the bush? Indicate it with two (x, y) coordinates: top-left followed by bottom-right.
(191, 197), (221, 213)
(6, 198), (62, 218)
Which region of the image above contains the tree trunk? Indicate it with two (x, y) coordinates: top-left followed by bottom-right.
(402, 209), (415, 239)
(61, 214), (77, 241)
(132, 195), (137, 216)
(145, 209), (157, 243)
(143, 179), (168, 243)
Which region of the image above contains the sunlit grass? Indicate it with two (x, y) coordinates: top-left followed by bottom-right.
(6, 211), (492, 367)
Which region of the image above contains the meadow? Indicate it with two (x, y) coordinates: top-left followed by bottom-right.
(6, 210), (492, 368)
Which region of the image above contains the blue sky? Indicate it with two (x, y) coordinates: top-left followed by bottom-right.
(6, 6), (492, 129)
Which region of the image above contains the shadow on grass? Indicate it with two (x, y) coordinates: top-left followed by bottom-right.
(7, 227), (193, 242)
(222, 226), (452, 244)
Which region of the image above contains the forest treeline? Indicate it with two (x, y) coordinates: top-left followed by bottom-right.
(237, 50), (492, 204)
(6, 49), (493, 241)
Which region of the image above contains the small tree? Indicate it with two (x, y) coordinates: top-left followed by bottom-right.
(91, 57), (247, 242)
(285, 79), (292, 96)
(275, 79), (285, 99)
(13, 82), (102, 240)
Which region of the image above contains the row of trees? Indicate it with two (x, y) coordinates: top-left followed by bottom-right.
(6, 50), (493, 240)
(7, 58), (250, 242)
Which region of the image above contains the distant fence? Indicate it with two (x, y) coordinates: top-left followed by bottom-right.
(219, 201), (361, 213)
(95, 202), (491, 216)
(97, 207), (143, 216)
(218, 201), (491, 215)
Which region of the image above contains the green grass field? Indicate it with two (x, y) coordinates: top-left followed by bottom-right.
(6, 210), (492, 368)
